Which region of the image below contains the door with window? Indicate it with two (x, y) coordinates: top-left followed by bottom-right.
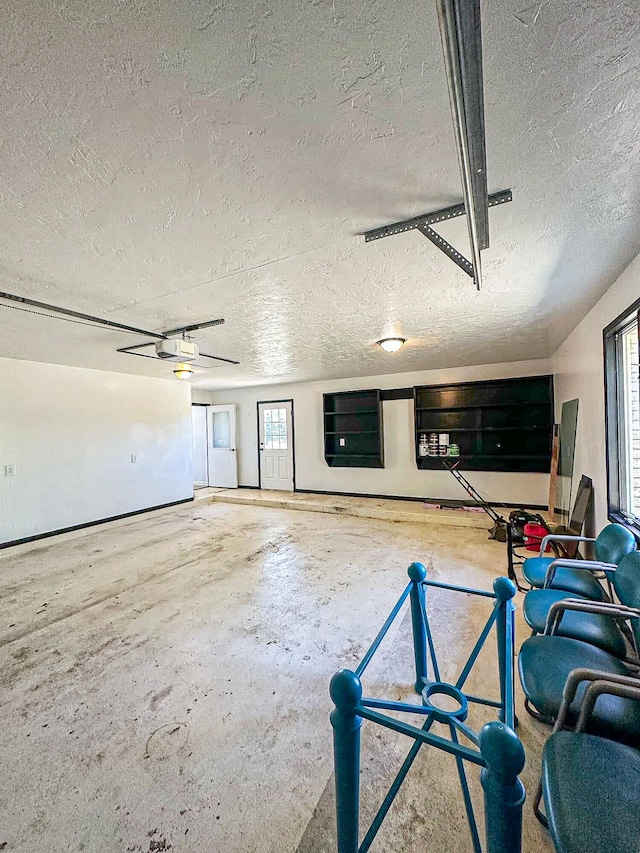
(258, 401), (294, 491)
(208, 404), (238, 488)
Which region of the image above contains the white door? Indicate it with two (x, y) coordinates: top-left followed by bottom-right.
(207, 404), (238, 488)
(191, 406), (208, 487)
(259, 401), (294, 491)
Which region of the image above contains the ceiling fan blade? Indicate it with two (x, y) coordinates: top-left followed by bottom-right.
(162, 318), (225, 336)
(198, 351), (240, 365)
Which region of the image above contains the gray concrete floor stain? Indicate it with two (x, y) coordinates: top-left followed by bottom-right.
(0, 502), (553, 852)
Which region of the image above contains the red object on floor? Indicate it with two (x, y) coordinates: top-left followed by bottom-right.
(524, 522), (552, 553)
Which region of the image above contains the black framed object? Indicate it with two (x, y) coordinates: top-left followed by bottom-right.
(256, 398), (296, 490)
(603, 296), (640, 531)
(414, 376), (553, 473)
(323, 390), (384, 468)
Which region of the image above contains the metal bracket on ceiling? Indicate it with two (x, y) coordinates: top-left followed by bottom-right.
(417, 224), (474, 278)
(363, 0), (506, 290)
(116, 341), (239, 366)
(363, 189), (512, 281)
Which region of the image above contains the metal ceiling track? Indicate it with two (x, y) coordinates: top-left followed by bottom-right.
(0, 289), (239, 365)
(436, 0), (488, 290)
(363, 189), (512, 281)
(0, 290), (167, 339)
(365, 0), (505, 291)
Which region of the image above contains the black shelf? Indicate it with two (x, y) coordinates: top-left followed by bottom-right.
(415, 426), (548, 433)
(421, 454), (549, 460)
(324, 390), (384, 468)
(478, 426), (549, 432)
(325, 430), (379, 435)
(417, 456), (551, 473)
(414, 376), (553, 473)
(326, 452), (380, 458)
(415, 400), (549, 412)
(325, 408), (379, 415)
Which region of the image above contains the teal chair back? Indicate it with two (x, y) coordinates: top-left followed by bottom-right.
(613, 550), (640, 650)
(594, 523), (637, 565)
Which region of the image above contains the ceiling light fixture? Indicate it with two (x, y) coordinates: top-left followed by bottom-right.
(377, 337), (406, 353)
(173, 364), (194, 380)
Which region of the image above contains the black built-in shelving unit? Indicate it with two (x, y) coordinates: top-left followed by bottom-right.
(414, 376), (553, 473)
(323, 389), (384, 468)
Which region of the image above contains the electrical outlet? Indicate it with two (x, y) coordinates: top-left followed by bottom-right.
(339, 437), (346, 447)
(4, 464), (16, 477)
(131, 454), (137, 463)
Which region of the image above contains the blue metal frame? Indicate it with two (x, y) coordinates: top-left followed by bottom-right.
(330, 562), (525, 853)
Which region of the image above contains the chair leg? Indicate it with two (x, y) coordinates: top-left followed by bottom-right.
(605, 575), (614, 602)
(524, 698), (555, 726)
(533, 780), (548, 828)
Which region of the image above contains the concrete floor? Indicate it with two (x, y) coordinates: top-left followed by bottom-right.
(0, 500), (553, 853)
(208, 489), (491, 529)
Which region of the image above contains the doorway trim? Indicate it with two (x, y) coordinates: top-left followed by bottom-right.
(191, 402), (239, 489)
(256, 398), (296, 490)
(191, 403), (210, 489)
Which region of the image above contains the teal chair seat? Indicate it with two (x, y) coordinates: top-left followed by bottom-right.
(523, 590), (627, 657)
(518, 636), (640, 743)
(522, 557), (607, 599)
(542, 731), (640, 853)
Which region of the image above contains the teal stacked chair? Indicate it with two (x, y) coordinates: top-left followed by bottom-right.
(534, 669), (640, 853)
(521, 522), (636, 601)
(523, 539), (639, 656)
(518, 551), (640, 743)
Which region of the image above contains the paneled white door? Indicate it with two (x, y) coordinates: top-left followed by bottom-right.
(258, 401), (294, 491)
(207, 404), (238, 488)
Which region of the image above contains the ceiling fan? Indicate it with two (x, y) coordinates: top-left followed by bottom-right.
(0, 290), (239, 378)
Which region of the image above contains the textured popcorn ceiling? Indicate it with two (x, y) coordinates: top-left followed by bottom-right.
(0, 0), (639, 389)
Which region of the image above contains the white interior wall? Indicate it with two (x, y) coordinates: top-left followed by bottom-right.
(201, 359), (552, 505)
(191, 391), (215, 404)
(552, 250), (640, 531)
(0, 358), (194, 544)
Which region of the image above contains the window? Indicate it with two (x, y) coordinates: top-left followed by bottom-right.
(212, 410), (230, 448)
(263, 407), (288, 450)
(604, 299), (640, 529)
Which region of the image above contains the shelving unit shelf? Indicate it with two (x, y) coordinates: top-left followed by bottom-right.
(414, 376), (553, 473)
(324, 389), (384, 468)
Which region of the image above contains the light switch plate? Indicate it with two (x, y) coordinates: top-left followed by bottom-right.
(339, 438), (346, 447)
(131, 454), (137, 463)
(4, 464), (16, 476)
